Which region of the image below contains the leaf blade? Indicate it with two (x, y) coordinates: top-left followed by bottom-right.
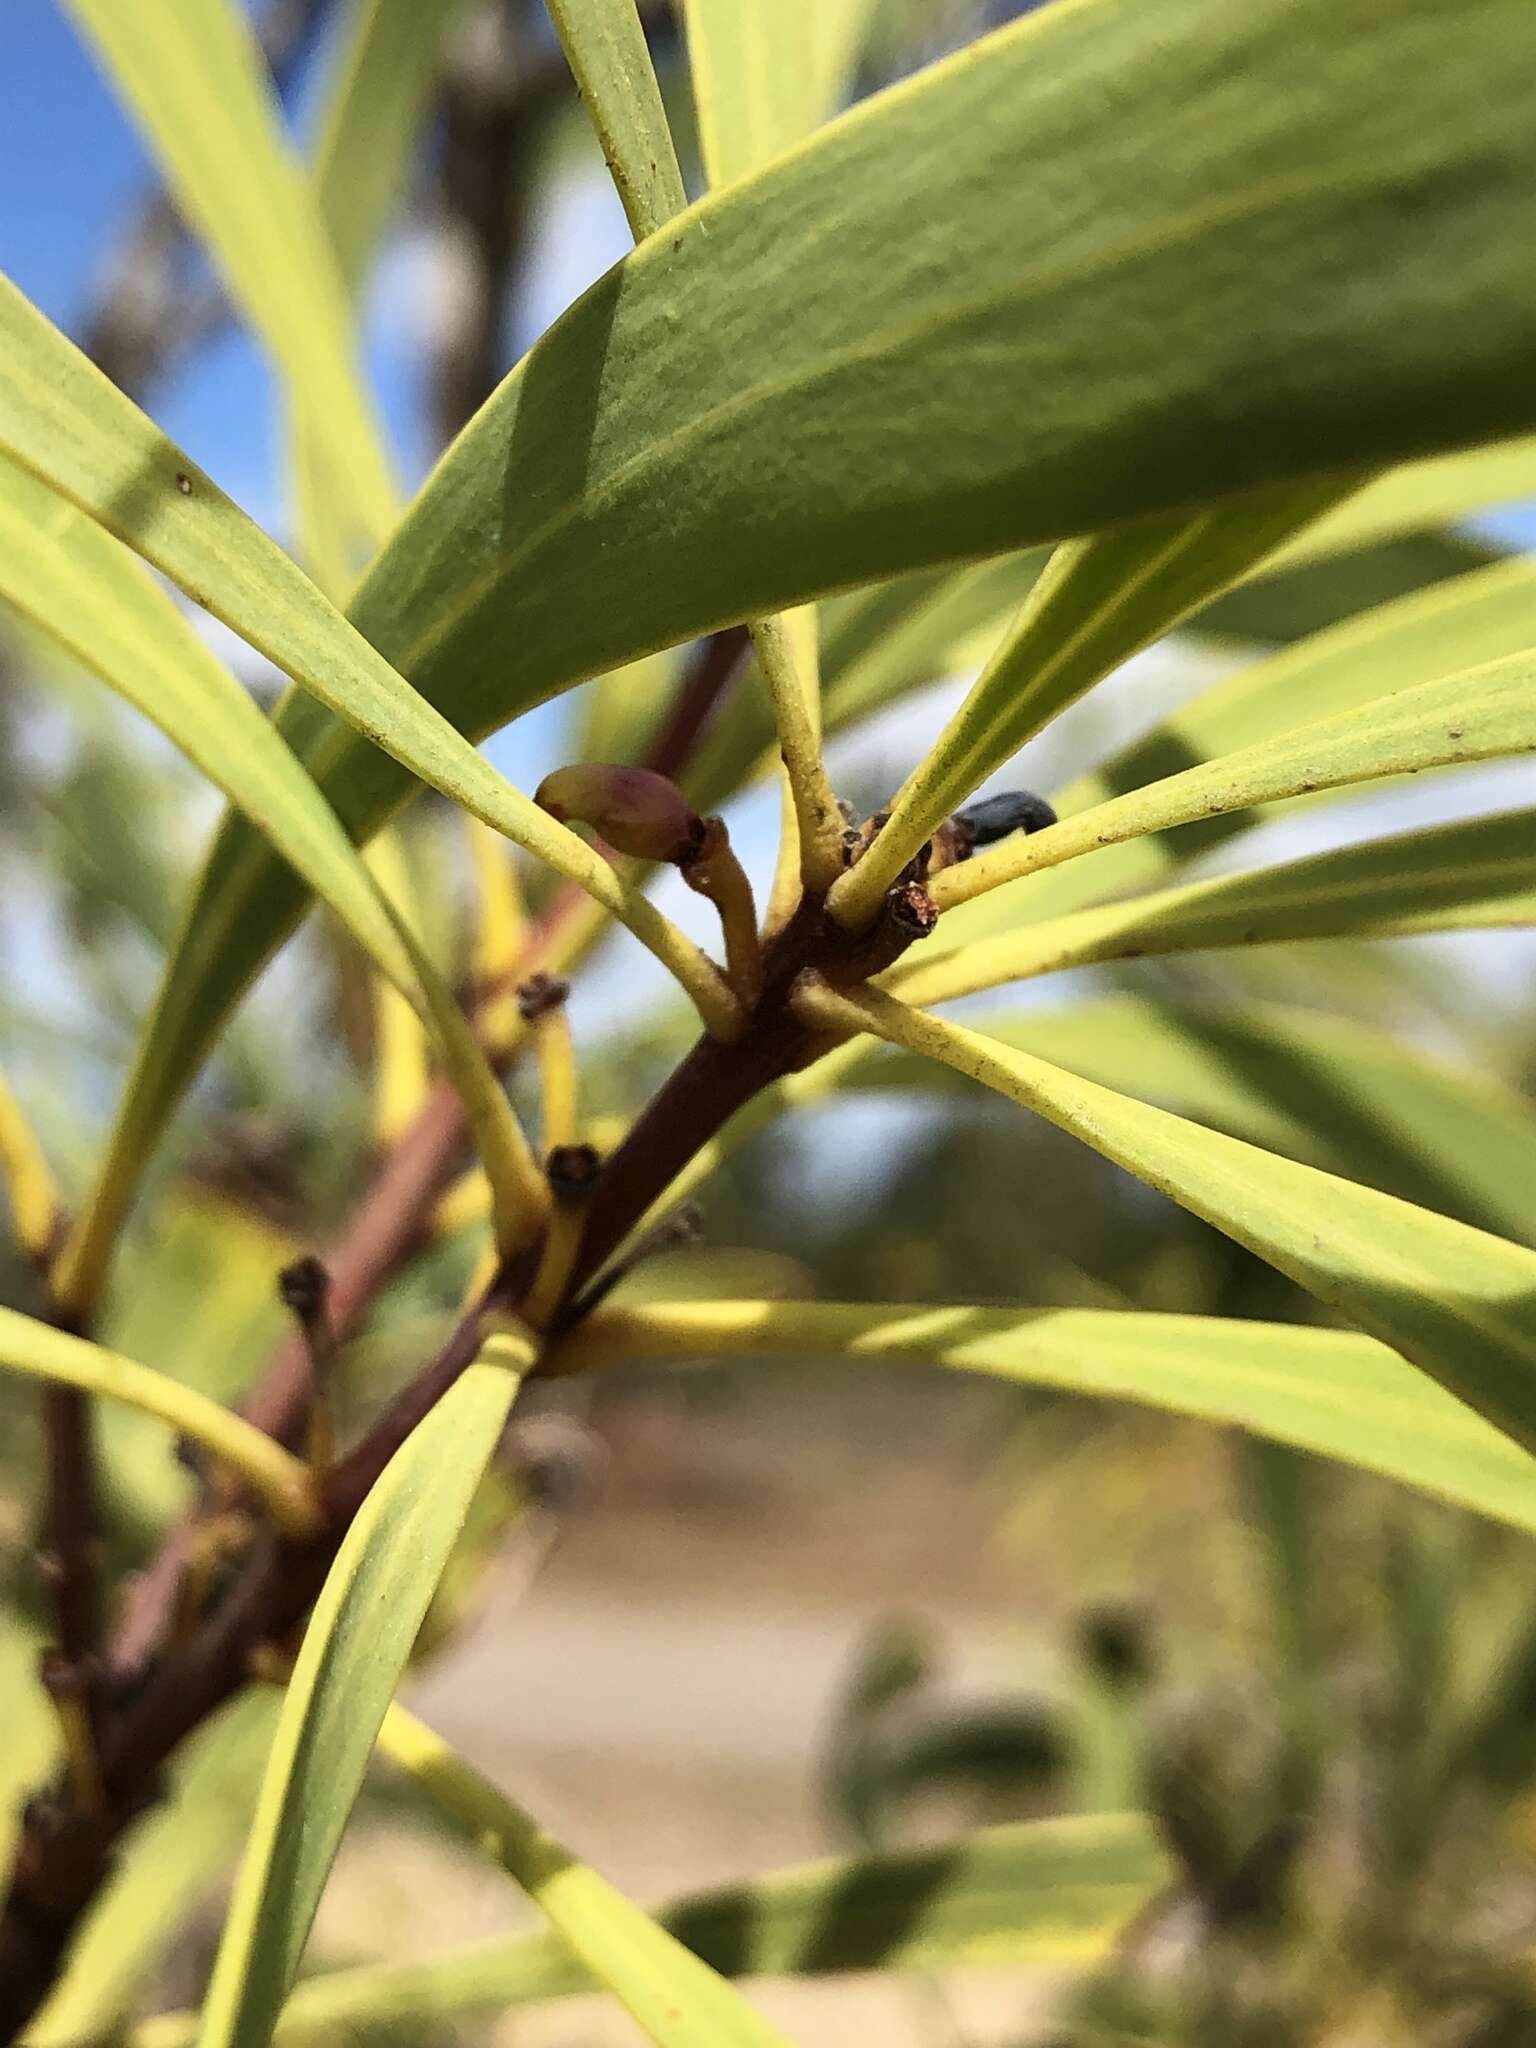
(194, 1342), (530, 2048)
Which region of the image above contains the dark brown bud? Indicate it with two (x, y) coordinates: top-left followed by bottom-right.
(277, 1254), (330, 1325)
(546, 1143), (602, 1202)
(535, 764), (704, 865)
(517, 972), (570, 1022)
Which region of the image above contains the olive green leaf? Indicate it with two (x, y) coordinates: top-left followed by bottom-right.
(59, 0), (396, 542)
(106, 0), (1536, 1160)
(935, 643), (1536, 910)
(683, 0), (880, 188)
(793, 985), (1536, 1459)
(895, 807), (1536, 1007)
(375, 1703), (795, 2048)
(546, 0), (689, 240)
(130, 1814), (1167, 2045)
(195, 1339), (531, 2048)
(564, 1299), (1536, 1538)
(0, 1305), (317, 1537)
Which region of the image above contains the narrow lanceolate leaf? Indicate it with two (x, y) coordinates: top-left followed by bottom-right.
(0, 277), (732, 1034)
(312, 0), (469, 300)
(0, 459), (544, 1308)
(293, 0), (468, 592)
(853, 998), (1536, 1247)
(1271, 433), (1536, 571)
(130, 1815), (1166, 2046)
(895, 807), (1536, 1006)
(196, 1339), (532, 2048)
(60, 0), (396, 541)
(828, 482), (1352, 925)
(376, 1705), (794, 2048)
(545, 0), (688, 240)
(792, 985), (1536, 1461)
(941, 553), (1536, 947)
(0, 1305), (317, 1537)
(0, 1067), (61, 1263)
(142, 0), (1536, 1134)
(563, 1300), (1536, 1537)
(934, 645), (1536, 910)
(683, 0), (879, 187)
(0, 457), (420, 1007)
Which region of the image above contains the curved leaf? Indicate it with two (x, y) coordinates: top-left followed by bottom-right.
(0, 1304), (317, 1536)
(854, 997), (1536, 1246)
(941, 553), (1536, 945)
(129, 1814), (1166, 2045)
(118, 0), (1536, 1147)
(564, 1299), (1536, 1537)
(935, 643), (1536, 910)
(195, 1340), (530, 2048)
(794, 985), (1536, 1459)
(60, 0), (396, 540)
(896, 807), (1536, 1005)
(829, 482), (1351, 923)
(376, 1703), (793, 2048)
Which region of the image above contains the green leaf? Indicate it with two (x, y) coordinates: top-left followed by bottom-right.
(28, 1693), (281, 2048)
(130, 1814), (1166, 2045)
(60, 0), (396, 542)
(1272, 433), (1536, 570)
(566, 1298), (1536, 1537)
(793, 985), (1536, 1460)
(194, 1341), (530, 2048)
(0, 457), (421, 1010)
(130, 0), (1536, 1133)
(0, 1064), (61, 1264)
(0, 458), (546, 1308)
(683, 0), (879, 187)
(376, 1703), (794, 2048)
(828, 482), (1352, 923)
(291, 0), (468, 592)
(896, 807), (1536, 1005)
(546, 0), (689, 241)
(935, 642), (1536, 911)
(0, 1303), (318, 1536)
(935, 551), (1536, 953)
(312, 0), (469, 302)
(850, 997), (1536, 1246)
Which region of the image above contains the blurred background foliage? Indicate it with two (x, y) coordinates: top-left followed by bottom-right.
(4, 1), (1536, 2042)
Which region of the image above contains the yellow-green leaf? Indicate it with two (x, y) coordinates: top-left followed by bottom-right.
(935, 643), (1536, 911)
(131, 0), (1536, 1138)
(849, 997), (1536, 1247)
(943, 552), (1536, 944)
(128, 1814), (1167, 2045)
(829, 482), (1352, 924)
(0, 1304), (317, 1537)
(60, 0), (396, 542)
(896, 807), (1536, 1005)
(564, 1298), (1536, 1537)
(0, 1067), (61, 1264)
(375, 1703), (793, 2048)
(195, 1339), (531, 2048)
(546, 0), (689, 241)
(793, 985), (1536, 1460)
(683, 0), (879, 188)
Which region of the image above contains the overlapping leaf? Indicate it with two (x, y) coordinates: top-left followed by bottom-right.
(563, 1300), (1536, 1537)
(794, 988), (1536, 1459)
(195, 1345), (529, 2048)
(74, 0), (1536, 1179)
(130, 1815), (1167, 2045)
